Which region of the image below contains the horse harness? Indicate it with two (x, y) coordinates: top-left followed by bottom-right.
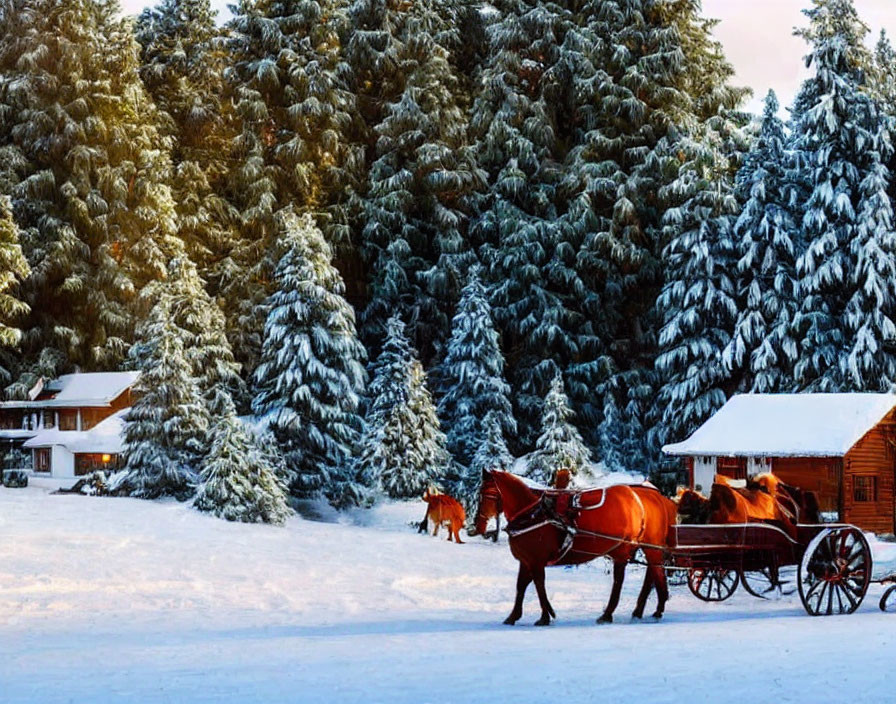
(505, 485), (655, 565)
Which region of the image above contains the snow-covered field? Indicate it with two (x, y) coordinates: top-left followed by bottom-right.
(2, 479), (896, 704)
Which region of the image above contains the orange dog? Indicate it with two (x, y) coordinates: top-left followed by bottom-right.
(423, 489), (466, 543)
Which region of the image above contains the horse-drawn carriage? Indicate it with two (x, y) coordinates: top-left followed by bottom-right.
(479, 470), (896, 624)
(669, 521), (872, 615)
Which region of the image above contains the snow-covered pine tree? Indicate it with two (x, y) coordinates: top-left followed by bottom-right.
(224, 0), (362, 375)
(348, 0), (482, 361)
(252, 210), (367, 501)
(136, 0), (240, 279)
(558, 0), (749, 452)
(467, 409), (514, 503)
(470, 0), (582, 448)
(0, 196), (30, 385)
(356, 315), (450, 498)
(790, 0), (896, 391)
(194, 393), (291, 525)
(653, 124), (741, 447)
(378, 360), (451, 499)
(364, 314), (414, 423)
(0, 0), (182, 384)
(160, 257), (246, 414)
(437, 267), (515, 470)
(527, 372), (591, 485)
(122, 296), (210, 500)
(723, 91), (801, 393)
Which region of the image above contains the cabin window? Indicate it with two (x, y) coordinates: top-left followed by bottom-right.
(75, 453), (121, 476)
(34, 448), (50, 473)
(853, 476), (877, 503)
(43, 411), (55, 429)
(58, 410), (77, 431)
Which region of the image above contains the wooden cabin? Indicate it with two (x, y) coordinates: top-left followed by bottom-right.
(663, 394), (896, 535)
(0, 372), (139, 478)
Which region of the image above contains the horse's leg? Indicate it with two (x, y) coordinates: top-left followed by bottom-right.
(532, 564), (555, 626)
(493, 511), (500, 543)
(453, 524), (464, 544)
(598, 560), (627, 624)
(418, 508), (429, 534)
(504, 562), (532, 625)
(432, 521), (439, 537)
(632, 567), (655, 620)
(651, 563), (669, 619)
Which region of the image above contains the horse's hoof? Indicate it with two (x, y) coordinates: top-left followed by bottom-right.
(534, 617), (551, 627)
(631, 613), (643, 621)
(596, 614), (613, 624)
(503, 616), (518, 625)
(651, 612), (664, 621)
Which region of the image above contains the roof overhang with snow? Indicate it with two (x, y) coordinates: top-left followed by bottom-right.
(0, 372), (139, 409)
(23, 409), (129, 455)
(662, 393), (896, 458)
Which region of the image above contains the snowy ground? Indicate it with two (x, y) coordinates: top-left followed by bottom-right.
(2, 480), (896, 704)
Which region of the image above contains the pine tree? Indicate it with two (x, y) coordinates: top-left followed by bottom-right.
(224, 0), (362, 374)
(723, 91), (801, 393)
(252, 210), (367, 501)
(160, 257), (246, 414)
(467, 409), (514, 503)
(349, 0), (482, 360)
(470, 0), (582, 448)
(0, 0), (182, 384)
(356, 316), (450, 498)
(527, 372), (591, 485)
(790, 0), (896, 391)
(122, 296), (210, 500)
(136, 0), (240, 279)
(0, 196), (30, 385)
(437, 268), (515, 469)
(653, 126), (741, 446)
(194, 394), (291, 525)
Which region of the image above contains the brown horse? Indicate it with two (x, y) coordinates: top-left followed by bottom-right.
(489, 470), (678, 626)
(473, 470), (503, 541)
(746, 473), (821, 524)
(676, 487), (712, 524)
(423, 489), (466, 543)
(676, 479), (797, 538)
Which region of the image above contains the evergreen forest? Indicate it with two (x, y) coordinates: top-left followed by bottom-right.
(1, 0), (895, 520)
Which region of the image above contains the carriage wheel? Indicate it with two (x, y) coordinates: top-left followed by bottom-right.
(687, 568), (739, 602)
(740, 567), (783, 600)
(798, 526), (871, 616)
(879, 585), (896, 612)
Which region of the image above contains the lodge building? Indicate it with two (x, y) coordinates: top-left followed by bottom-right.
(0, 372), (139, 478)
(663, 394), (896, 535)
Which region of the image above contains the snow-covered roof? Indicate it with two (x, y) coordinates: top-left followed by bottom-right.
(663, 393), (896, 458)
(24, 409), (129, 454)
(1, 372), (139, 408)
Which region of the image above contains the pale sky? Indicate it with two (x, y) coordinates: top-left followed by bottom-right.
(121, 0), (896, 117)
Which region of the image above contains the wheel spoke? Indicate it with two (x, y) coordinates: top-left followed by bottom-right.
(804, 577), (824, 603)
(839, 583), (857, 611)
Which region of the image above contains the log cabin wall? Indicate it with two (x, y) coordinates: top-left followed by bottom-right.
(771, 457), (842, 516)
(842, 412), (896, 535)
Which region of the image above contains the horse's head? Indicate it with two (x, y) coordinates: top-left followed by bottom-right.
(676, 488), (710, 524)
(747, 472), (779, 495)
(489, 470), (541, 522)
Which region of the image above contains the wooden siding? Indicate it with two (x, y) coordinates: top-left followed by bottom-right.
(771, 457), (842, 516)
(843, 413), (896, 535)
